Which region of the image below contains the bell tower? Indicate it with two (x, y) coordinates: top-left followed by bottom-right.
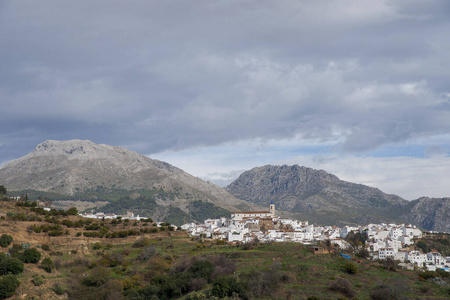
(269, 200), (275, 216)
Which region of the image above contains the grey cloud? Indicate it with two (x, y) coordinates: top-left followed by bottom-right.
(1, 1), (450, 161)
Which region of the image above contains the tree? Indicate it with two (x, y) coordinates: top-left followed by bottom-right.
(22, 248), (41, 263)
(0, 274), (20, 299)
(0, 235), (13, 248)
(0, 186), (6, 195)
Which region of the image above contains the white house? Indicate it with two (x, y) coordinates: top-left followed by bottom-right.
(379, 248), (395, 260)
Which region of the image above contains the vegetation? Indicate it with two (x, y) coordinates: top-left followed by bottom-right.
(22, 248), (41, 263)
(41, 257), (55, 273)
(416, 234), (450, 256)
(0, 253), (24, 275)
(188, 200), (230, 223)
(0, 275), (20, 299)
(0, 235), (13, 248)
(0, 201), (449, 299)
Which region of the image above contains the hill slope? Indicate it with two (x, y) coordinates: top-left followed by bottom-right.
(0, 140), (254, 223)
(226, 165), (449, 231)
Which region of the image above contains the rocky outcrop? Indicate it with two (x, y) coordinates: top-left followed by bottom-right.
(402, 197), (450, 233)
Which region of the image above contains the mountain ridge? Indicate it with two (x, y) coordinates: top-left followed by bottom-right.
(0, 140), (256, 223)
(226, 164), (449, 232)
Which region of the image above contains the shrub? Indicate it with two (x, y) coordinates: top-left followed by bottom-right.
(41, 257), (55, 273)
(189, 278), (207, 291)
(32, 275), (44, 286)
(4, 258), (24, 275)
(355, 248), (369, 259)
(420, 270), (437, 280)
(330, 278), (355, 298)
(83, 266), (111, 287)
(41, 244), (50, 251)
(0, 235), (13, 248)
(92, 242), (102, 250)
(383, 258), (397, 271)
(188, 259), (214, 282)
(240, 269), (280, 297)
(0, 255), (24, 275)
(0, 274), (20, 299)
(22, 248), (41, 263)
(212, 276), (243, 298)
(436, 268), (449, 278)
(138, 246), (158, 262)
(185, 291), (208, 300)
(52, 284), (65, 295)
(133, 237), (150, 248)
(342, 261), (357, 274)
(370, 279), (409, 300)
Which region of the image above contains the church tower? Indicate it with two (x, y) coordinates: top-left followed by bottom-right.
(269, 200), (275, 216)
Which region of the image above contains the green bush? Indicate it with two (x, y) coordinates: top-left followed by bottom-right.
(52, 284), (65, 295)
(0, 235), (13, 248)
(31, 275), (44, 286)
(188, 260), (214, 282)
(342, 261), (357, 274)
(0, 255), (24, 275)
(41, 257), (54, 273)
(0, 274), (20, 299)
(185, 291), (207, 300)
(212, 276), (243, 298)
(41, 244), (50, 251)
(5, 258), (24, 275)
(22, 248), (41, 263)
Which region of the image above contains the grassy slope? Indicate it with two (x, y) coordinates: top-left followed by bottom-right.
(1, 201), (450, 299)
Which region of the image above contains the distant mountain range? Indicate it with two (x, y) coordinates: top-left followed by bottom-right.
(0, 140), (448, 231)
(226, 165), (450, 232)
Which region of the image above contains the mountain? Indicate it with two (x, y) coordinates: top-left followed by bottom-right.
(226, 165), (449, 231)
(402, 197), (450, 233)
(0, 140), (254, 224)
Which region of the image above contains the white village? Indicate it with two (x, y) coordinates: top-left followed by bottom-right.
(77, 200), (450, 273)
(178, 201), (450, 273)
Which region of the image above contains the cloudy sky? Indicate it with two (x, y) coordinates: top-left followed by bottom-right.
(1, 1), (450, 200)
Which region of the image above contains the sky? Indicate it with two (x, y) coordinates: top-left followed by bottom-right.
(1, 0), (450, 200)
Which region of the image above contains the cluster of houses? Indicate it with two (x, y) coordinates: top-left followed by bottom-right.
(180, 201), (450, 272)
(79, 211), (143, 221)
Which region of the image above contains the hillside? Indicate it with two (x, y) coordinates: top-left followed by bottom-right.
(0, 201), (449, 300)
(0, 140), (255, 224)
(226, 165), (449, 231)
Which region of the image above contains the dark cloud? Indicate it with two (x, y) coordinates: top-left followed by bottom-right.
(1, 0), (450, 162)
